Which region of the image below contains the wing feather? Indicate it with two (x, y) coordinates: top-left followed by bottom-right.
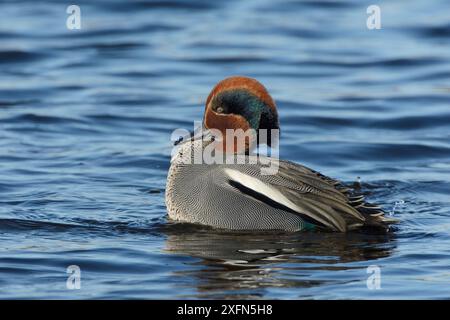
(223, 157), (391, 231)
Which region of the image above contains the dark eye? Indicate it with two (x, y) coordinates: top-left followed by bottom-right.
(216, 106), (224, 113)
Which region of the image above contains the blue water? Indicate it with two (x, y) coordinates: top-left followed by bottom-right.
(1, 0), (450, 299)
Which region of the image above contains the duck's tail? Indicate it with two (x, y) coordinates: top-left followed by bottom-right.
(346, 201), (399, 231)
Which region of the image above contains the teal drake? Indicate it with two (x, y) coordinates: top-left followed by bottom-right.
(166, 76), (395, 232)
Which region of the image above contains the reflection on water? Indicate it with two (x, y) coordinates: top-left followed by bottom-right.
(164, 225), (395, 298)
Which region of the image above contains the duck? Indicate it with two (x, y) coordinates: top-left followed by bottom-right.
(166, 76), (396, 232)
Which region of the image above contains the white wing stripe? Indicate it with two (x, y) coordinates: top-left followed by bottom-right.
(224, 168), (336, 230)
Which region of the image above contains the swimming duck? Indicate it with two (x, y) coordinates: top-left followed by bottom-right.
(166, 76), (395, 232)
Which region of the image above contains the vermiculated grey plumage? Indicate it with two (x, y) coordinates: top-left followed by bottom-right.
(166, 144), (394, 232)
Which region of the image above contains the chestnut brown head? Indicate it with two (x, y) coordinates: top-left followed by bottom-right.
(203, 76), (279, 153)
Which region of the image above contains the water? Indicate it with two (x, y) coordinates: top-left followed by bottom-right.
(1, 0), (450, 299)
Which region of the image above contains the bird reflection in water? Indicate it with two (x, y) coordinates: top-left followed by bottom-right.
(161, 223), (396, 299)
